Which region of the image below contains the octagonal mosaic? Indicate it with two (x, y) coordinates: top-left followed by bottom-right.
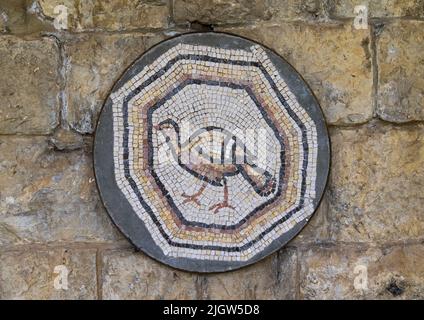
(94, 33), (330, 272)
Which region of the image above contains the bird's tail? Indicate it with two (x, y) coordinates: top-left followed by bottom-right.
(239, 163), (277, 197)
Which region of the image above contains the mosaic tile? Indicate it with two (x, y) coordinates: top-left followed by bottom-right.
(94, 33), (330, 272)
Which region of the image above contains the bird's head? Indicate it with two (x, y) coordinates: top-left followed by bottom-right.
(154, 119), (180, 147)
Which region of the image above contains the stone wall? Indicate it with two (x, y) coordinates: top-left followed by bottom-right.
(0, 0), (423, 299)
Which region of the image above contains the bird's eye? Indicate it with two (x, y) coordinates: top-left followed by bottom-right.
(165, 136), (170, 142)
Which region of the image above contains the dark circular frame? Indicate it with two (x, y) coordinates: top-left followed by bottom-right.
(93, 32), (330, 273)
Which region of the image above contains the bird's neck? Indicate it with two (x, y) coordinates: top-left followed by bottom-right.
(168, 129), (181, 160)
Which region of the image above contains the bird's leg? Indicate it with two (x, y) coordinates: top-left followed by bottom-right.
(181, 182), (207, 206)
(209, 179), (235, 214)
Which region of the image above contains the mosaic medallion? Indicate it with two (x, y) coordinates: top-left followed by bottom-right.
(94, 33), (330, 272)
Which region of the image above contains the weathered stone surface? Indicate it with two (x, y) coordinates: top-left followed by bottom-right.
(101, 250), (198, 299)
(49, 127), (84, 151)
(329, 0), (424, 18)
(63, 33), (163, 133)
(0, 36), (60, 134)
(290, 195), (330, 245)
(173, 0), (271, 24)
(0, 13), (5, 33)
(376, 21), (424, 122)
(174, 0), (331, 25)
(328, 122), (424, 243)
(38, 0), (169, 31)
(204, 249), (297, 299)
(0, 136), (123, 245)
(0, 248), (97, 299)
(0, 1), (26, 33)
(220, 22), (373, 125)
(0, 0), (51, 34)
(299, 244), (424, 299)
(268, 0), (330, 21)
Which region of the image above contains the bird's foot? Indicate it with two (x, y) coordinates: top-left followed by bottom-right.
(209, 201), (235, 214)
(181, 193), (202, 206)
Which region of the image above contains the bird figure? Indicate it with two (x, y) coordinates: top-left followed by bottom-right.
(154, 119), (277, 214)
